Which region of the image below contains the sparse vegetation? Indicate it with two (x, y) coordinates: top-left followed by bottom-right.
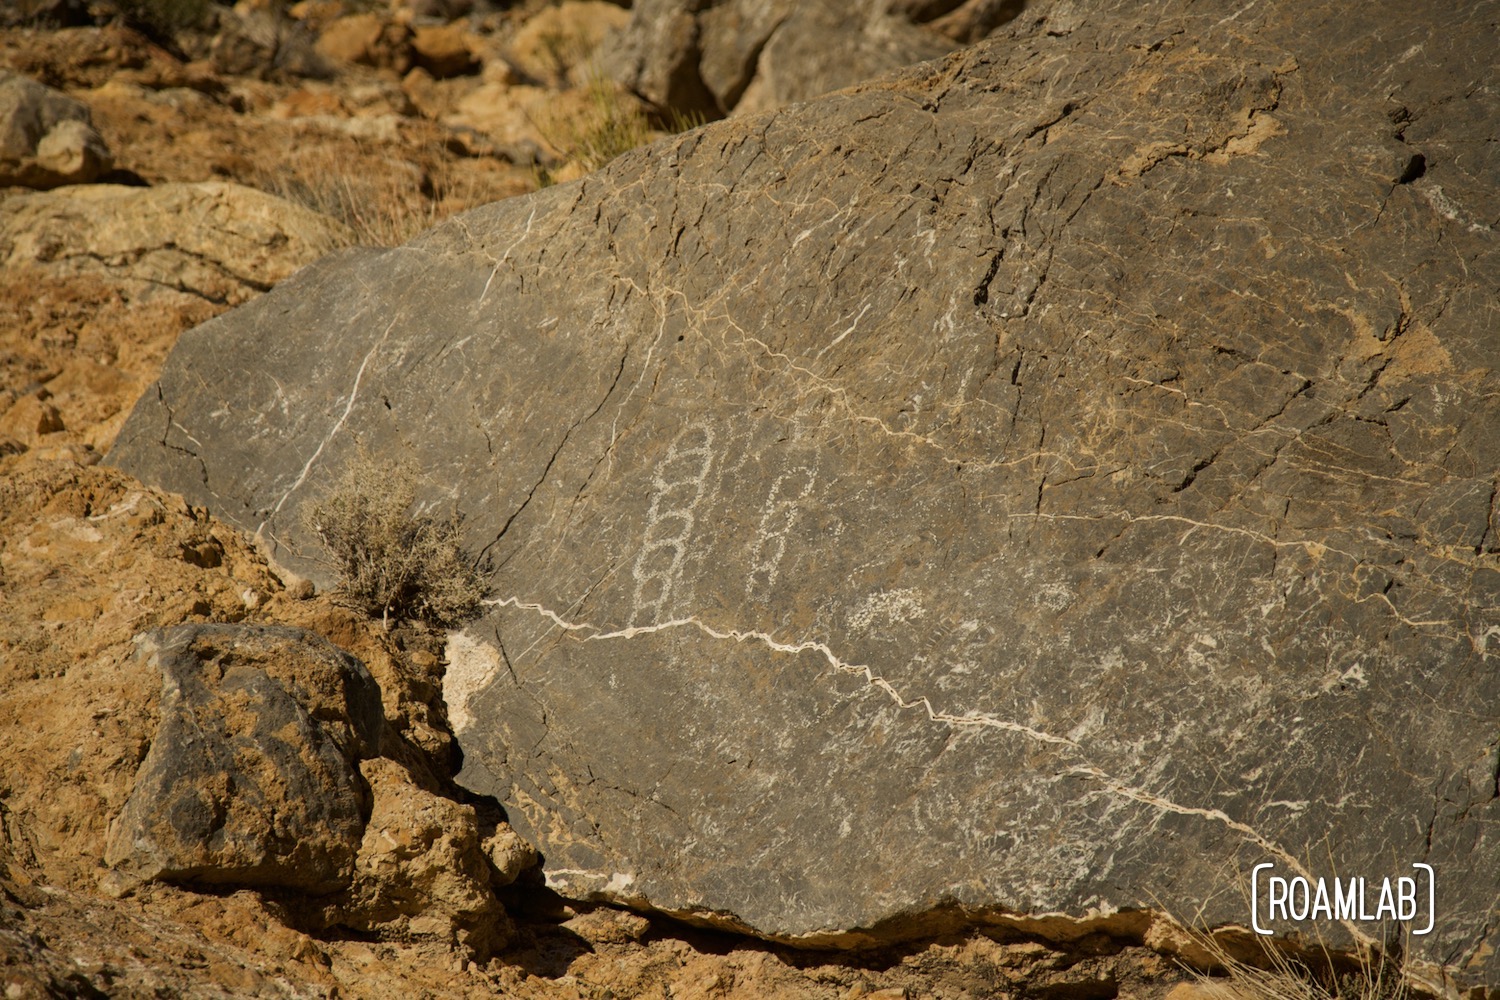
(252, 142), (523, 247)
(1183, 927), (1413, 1000)
(258, 166), (438, 247)
(306, 455), (489, 628)
(532, 74), (655, 186)
(252, 152), (438, 248)
(530, 65), (716, 188)
(567, 76), (654, 173)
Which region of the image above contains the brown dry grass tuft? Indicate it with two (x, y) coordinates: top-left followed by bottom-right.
(252, 141), (524, 247)
(1181, 926), (1415, 1000)
(530, 74), (654, 186)
(306, 455), (489, 628)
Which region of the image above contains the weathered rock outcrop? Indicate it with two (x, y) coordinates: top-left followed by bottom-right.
(0, 458), (532, 988)
(0, 70), (111, 187)
(100, 620), (519, 952)
(603, 0), (963, 116)
(307, 754), (515, 956)
(106, 624), (384, 894)
(0, 181), (352, 305)
(110, 0), (1500, 986)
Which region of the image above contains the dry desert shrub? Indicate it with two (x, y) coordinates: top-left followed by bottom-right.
(1183, 927), (1413, 1000)
(306, 455), (489, 628)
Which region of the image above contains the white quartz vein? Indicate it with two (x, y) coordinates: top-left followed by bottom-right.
(478, 207), (536, 305)
(1012, 512), (1465, 629)
(483, 593), (1337, 897)
(812, 302), (873, 360)
(258, 314), (398, 534)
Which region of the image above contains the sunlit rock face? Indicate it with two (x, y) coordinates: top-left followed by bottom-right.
(111, 0), (1499, 984)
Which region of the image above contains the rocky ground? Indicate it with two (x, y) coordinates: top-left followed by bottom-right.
(0, 1), (1416, 997)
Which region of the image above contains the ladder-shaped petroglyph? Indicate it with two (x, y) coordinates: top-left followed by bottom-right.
(629, 422), (717, 625)
(746, 462), (818, 600)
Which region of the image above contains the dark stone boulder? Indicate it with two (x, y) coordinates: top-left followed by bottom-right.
(105, 624), (384, 894)
(110, 0), (1499, 985)
(603, 0), (963, 117)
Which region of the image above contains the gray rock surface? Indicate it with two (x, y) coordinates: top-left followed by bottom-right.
(0, 71), (112, 188)
(918, 0), (1030, 44)
(110, 0), (1499, 984)
(105, 624), (383, 894)
(604, 0), (960, 117)
(209, 4), (331, 80)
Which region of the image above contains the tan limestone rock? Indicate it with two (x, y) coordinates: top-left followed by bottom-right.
(482, 822), (538, 886)
(561, 907), (651, 946)
(503, 0), (630, 88)
(411, 23), (476, 79)
(315, 755), (512, 957)
(315, 12), (413, 73)
(0, 181), (352, 305)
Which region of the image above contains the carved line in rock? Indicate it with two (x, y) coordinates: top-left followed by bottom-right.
(475, 206), (537, 305)
(168, 416), (204, 452)
(1013, 511), (1469, 631)
(482, 593), (1349, 926)
(573, 230), (1097, 483)
(729, 322), (958, 452)
(629, 422), (718, 626)
(704, 307), (1125, 482)
(605, 277), (677, 469)
(747, 462), (819, 601)
(585, 222), (1012, 463)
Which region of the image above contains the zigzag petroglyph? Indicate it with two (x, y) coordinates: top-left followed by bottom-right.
(482, 594), (1323, 891)
(629, 423), (717, 625)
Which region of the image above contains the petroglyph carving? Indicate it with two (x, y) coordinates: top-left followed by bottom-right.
(629, 422), (716, 625)
(746, 463), (818, 600)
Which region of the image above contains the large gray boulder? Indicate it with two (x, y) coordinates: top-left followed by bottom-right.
(110, 0), (1499, 985)
(603, 0), (965, 117)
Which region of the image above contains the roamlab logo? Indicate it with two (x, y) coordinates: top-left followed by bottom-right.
(1251, 863), (1436, 936)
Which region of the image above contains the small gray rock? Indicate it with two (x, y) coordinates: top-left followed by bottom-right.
(0, 71), (112, 189)
(604, 0), (954, 116)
